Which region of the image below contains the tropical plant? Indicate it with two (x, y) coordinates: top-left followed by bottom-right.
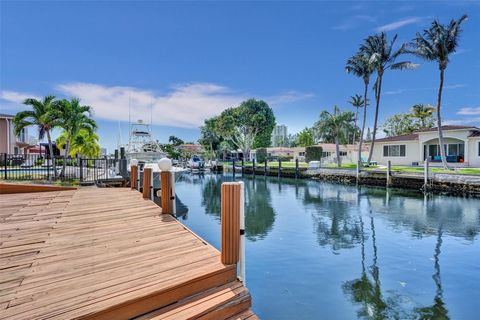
(383, 110), (435, 137)
(168, 135), (184, 146)
(348, 94), (365, 144)
(256, 147), (267, 163)
(346, 52), (375, 167)
(361, 32), (417, 164)
(216, 99), (275, 161)
(314, 106), (355, 167)
(408, 15), (468, 169)
(305, 146), (323, 163)
(411, 104), (436, 128)
(13, 95), (59, 176)
(55, 98), (96, 175)
(56, 129), (100, 158)
(296, 128), (315, 147)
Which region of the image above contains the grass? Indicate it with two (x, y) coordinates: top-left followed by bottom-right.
(388, 166), (480, 175)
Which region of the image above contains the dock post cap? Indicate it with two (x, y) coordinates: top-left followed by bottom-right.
(158, 158), (172, 171)
(130, 158), (139, 166)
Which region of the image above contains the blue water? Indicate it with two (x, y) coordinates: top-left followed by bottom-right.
(173, 173), (480, 320)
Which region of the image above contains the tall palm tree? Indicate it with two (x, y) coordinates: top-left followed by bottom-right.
(411, 103), (436, 128)
(56, 128), (101, 158)
(13, 95), (59, 176)
(361, 32), (417, 164)
(409, 15), (468, 169)
(55, 98), (97, 175)
(346, 52), (375, 167)
(314, 106), (355, 167)
(348, 94), (365, 144)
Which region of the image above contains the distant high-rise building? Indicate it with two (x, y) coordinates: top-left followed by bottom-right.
(272, 125), (288, 147)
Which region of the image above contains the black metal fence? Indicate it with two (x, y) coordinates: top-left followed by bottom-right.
(1, 153), (123, 183)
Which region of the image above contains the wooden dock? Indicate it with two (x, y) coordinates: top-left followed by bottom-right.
(0, 187), (257, 319)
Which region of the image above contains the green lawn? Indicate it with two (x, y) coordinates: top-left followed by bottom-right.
(384, 166), (480, 175)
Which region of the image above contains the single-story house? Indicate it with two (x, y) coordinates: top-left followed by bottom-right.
(250, 144), (368, 163)
(367, 125), (480, 166)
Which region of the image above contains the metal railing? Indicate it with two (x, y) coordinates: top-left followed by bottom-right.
(1, 153), (124, 183)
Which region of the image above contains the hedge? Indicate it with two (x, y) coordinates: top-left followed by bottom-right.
(305, 146), (322, 162)
(256, 148), (267, 163)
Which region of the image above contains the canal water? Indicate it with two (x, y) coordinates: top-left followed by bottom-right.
(173, 173), (479, 320)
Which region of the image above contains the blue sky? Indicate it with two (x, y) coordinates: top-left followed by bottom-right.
(1, 0), (479, 152)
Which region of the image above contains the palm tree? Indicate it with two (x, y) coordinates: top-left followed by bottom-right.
(55, 98), (97, 175)
(56, 128), (100, 158)
(346, 52), (375, 167)
(13, 95), (59, 176)
(409, 15), (468, 169)
(361, 32), (417, 164)
(412, 104), (436, 128)
(314, 106), (355, 167)
(348, 94), (365, 144)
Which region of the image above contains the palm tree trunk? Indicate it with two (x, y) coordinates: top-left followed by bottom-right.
(353, 108), (359, 144)
(367, 74), (383, 164)
(62, 140), (70, 177)
(358, 82), (369, 167)
(335, 134), (341, 167)
(46, 130), (57, 178)
(436, 68), (449, 169)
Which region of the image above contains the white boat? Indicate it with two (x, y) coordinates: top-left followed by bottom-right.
(188, 155), (205, 171)
(120, 120), (186, 183)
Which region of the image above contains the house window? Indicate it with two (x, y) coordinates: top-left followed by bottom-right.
(478, 142), (480, 156)
(339, 151), (347, 156)
(383, 145), (406, 157)
(322, 151), (332, 157)
(299, 152), (305, 156)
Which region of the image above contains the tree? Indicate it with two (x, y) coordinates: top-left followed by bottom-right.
(409, 15), (468, 169)
(314, 106), (355, 167)
(256, 148), (267, 163)
(216, 99), (275, 161)
(346, 52), (375, 167)
(296, 128), (314, 147)
(411, 104), (436, 128)
(382, 112), (435, 137)
(13, 95), (59, 176)
(348, 94), (365, 144)
(168, 135), (184, 146)
(366, 127), (372, 141)
(56, 128), (100, 158)
(305, 146), (322, 163)
(361, 32), (417, 164)
(55, 98), (97, 175)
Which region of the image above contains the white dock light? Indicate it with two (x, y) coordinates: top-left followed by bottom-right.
(130, 158), (139, 166)
(158, 158), (172, 171)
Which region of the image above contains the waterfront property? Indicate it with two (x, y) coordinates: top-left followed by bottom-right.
(0, 185), (256, 319)
(250, 143), (368, 164)
(0, 114), (34, 155)
(367, 125), (480, 167)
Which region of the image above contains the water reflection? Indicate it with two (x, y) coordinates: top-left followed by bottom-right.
(197, 174), (276, 241)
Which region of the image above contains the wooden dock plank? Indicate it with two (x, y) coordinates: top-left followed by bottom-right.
(0, 187), (256, 319)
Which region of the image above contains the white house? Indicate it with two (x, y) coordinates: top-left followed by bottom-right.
(368, 125), (480, 167)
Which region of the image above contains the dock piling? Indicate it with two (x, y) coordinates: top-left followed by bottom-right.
(424, 159), (429, 190)
(221, 182), (241, 266)
(160, 171), (175, 214)
(130, 159), (138, 190)
(386, 160), (391, 188)
(142, 167), (152, 199)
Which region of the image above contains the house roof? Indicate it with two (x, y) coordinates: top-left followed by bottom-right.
(372, 126), (480, 143)
(0, 113), (14, 119)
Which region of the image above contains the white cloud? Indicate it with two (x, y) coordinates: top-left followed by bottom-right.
(52, 82), (313, 129)
(457, 107), (480, 115)
(0, 90), (40, 104)
(376, 17), (425, 32)
(443, 118), (480, 125)
(55, 82), (244, 129)
(444, 83), (466, 89)
(384, 89), (405, 95)
(333, 15), (376, 31)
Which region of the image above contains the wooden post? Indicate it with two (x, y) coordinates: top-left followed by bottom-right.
(424, 158), (429, 190)
(221, 182), (241, 265)
(278, 159), (281, 178)
(386, 160), (391, 188)
(232, 159), (235, 178)
(295, 158), (299, 179)
(160, 171), (174, 214)
(356, 160), (360, 184)
(142, 167), (152, 199)
(252, 158), (256, 176)
(130, 165), (138, 190)
(241, 159), (244, 174)
(264, 160), (267, 176)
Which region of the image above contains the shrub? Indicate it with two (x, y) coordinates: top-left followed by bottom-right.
(35, 159), (44, 166)
(256, 148), (267, 163)
(305, 146), (322, 162)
